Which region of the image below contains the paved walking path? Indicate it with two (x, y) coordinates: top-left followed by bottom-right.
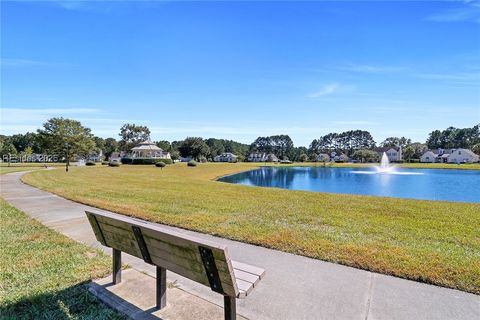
(1, 170), (479, 320)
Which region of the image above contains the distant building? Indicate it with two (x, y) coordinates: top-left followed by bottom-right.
(213, 152), (238, 163)
(420, 151), (436, 163)
(316, 153), (330, 162)
(129, 140), (171, 159)
(87, 149), (103, 162)
(420, 148), (478, 163)
(248, 152), (279, 162)
(375, 147), (402, 162)
(447, 149), (479, 163)
(331, 152), (349, 162)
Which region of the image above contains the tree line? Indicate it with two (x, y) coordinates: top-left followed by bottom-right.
(1, 118), (479, 163)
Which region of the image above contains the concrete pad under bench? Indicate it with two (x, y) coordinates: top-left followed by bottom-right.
(89, 269), (248, 320)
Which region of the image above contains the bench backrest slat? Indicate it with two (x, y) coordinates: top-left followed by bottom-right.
(86, 210), (238, 297)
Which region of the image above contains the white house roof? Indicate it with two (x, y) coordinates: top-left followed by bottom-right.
(131, 140), (163, 151)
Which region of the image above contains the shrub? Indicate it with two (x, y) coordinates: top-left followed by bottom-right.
(155, 162), (166, 168)
(155, 158), (173, 165)
(108, 162), (121, 167)
(120, 157), (132, 164)
(85, 161), (96, 166)
(132, 158), (156, 165)
(187, 160), (197, 167)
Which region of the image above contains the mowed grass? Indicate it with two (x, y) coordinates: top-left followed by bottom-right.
(0, 163), (64, 175)
(23, 163), (480, 294)
(0, 198), (124, 319)
(0, 166), (42, 175)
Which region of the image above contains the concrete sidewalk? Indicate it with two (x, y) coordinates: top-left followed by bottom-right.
(1, 171), (479, 320)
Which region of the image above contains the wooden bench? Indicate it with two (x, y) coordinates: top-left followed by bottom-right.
(85, 210), (265, 320)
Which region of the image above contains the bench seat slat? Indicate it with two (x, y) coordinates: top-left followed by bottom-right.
(233, 269), (260, 287)
(232, 260), (265, 279)
(236, 278), (254, 297)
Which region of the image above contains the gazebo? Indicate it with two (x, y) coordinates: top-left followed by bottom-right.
(123, 140), (171, 164)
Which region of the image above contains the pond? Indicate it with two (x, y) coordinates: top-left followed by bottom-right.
(218, 166), (480, 203)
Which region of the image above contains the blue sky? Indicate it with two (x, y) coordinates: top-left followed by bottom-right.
(1, 0), (479, 146)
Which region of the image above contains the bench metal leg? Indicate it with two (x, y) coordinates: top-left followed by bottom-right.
(113, 248), (122, 284)
(156, 266), (167, 310)
(224, 296), (236, 320)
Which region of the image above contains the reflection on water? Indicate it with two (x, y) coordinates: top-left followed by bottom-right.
(218, 166), (480, 203)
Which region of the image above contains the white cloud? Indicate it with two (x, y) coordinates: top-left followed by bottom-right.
(414, 72), (480, 86)
(425, 1), (480, 23)
(307, 83), (339, 98)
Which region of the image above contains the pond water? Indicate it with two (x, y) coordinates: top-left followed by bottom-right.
(218, 166), (480, 203)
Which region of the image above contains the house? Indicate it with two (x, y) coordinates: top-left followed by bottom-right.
(87, 149), (103, 162)
(420, 151), (436, 163)
(331, 152), (349, 162)
(316, 153), (330, 162)
(376, 147), (402, 162)
(213, 152), (238, 163)
(420, 148), (478, 163)
(248, 152), (279, 162)
(447, 148), (479, 163)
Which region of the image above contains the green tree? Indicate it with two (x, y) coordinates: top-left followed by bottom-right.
(309, 130), (376, 156)
(0, 142), (18, 165)
(250, 135), (295, 159)
(472, 143), (480, 155)
(380, 137), (411, 149)
(403, 146), (415, 162)
(37, 117), (96, 171)
(299, 153), (308, 162)
(409, 142), (428, 159)
(309, 152), (318, 162)
(352, 149), (379, 163)
(426, 125), (479, 149)
(9, 132), (41, 153)
(93, 136), (106, 153)
(119, 123), (151, 152)
(104, 138), (119, 159)
(24, 146), (33, 156)
(156, 140), (171, 151)
(178, 137), (210, 160)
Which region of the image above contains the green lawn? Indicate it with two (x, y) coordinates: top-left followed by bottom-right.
(0, 198), (124, 319)
(0, 166), (42, 175)
(22, 163), (480, 294)
(0, 163), (65, 175)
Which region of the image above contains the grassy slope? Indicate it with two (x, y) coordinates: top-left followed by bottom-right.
(0, 199), (124, 319)
(23, 163), (480, 294)
(0, 167), (41, 175)
(0, 163), (66, 175)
